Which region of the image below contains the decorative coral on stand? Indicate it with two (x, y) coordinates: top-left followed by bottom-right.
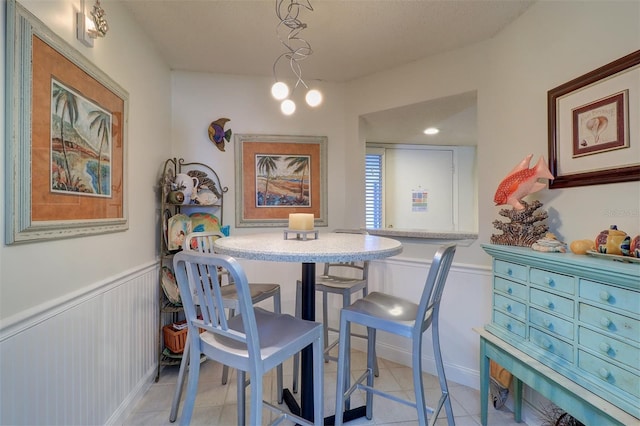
(491, 200), (549, 247)
(491, 154), (555, 247)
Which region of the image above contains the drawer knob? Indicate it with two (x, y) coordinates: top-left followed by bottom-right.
(541, 339), (552, 349)
(507, 268), (513, 276)
(599, 291), (611, 302)
(599, 342), (611, 353)
(600, 317), (612, 328)
(544, 277), (554, 286)
(505, 322), (512, 330)
(543, 299), (554, 309)
(506, 286), (513, 294)
(505, 304), (512, 312)
(543, 319), (552, 328)
(598, 368), (610, 379)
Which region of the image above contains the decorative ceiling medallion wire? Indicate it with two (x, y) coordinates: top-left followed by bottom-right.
(271, 0), (322, 115)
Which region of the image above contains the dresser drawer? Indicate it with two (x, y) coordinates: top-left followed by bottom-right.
(579, 326), (640, 371)
(579, 303), (640, 344)
(530, 327), (573, 363)
(530, 288), (574, 318)
(578, 350), (640, 399)
(494, 277), (527, 302)
(530, 308), (574, 340)
(530, 268), (575, 295)
(494, 293), (526, 320)
(580, 279), (640, 316)
(494, 260), (527, 282)
(493, 310), (526, 338)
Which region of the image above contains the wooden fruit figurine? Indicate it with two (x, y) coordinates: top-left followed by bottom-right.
(595, 225), (628, 256)
(630, 235), (640, 258)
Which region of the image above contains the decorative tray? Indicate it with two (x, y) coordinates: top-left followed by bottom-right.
(189, 212), (220, 234)
(161, 266), (181, 305)
(586, 250), (640, 264)
(167, 214), (192, 252)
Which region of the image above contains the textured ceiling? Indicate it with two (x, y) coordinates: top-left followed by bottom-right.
(120, 0), (535, 83)
(119, 0), (535, 144)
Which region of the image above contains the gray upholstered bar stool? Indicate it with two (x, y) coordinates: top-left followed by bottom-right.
(334, 243), (457, 426)
(292, 230), (379, 394)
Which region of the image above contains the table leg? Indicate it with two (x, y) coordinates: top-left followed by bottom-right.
(480, 337), (489, 426)
(300, 262), (316, 421)
(282, 263), (316, 422)
(513, 376), (523, 422)
(285, 262), (368, 425)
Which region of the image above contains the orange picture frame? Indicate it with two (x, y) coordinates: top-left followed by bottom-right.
(5, 1), (129, 243)
(234, 134), (327, 228)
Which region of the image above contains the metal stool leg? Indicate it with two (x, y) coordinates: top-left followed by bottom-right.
(169, 338), (190, 422)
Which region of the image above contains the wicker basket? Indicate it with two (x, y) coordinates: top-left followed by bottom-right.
(163, 320), (204, 354)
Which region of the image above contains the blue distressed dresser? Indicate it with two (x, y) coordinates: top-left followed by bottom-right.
(480, 244), (639, 425)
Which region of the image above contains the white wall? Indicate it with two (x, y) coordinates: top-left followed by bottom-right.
(1, 0), (172, 321)
(169, 72), (352, 310)
(1, 0), (170, 423)
(345, 1), (640, 263)
(482, 1), (639, 248)
(378, 145), (477, 232)
(342, 1), (639, 423)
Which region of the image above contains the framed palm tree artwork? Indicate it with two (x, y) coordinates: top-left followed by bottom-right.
(234, 134), (327, 228)
(5, 0), (129, 244)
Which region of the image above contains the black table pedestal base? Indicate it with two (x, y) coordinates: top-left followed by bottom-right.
(281, 390), (367, 425)
(323, 406), (367, 425)
(282, 388), (300, 416)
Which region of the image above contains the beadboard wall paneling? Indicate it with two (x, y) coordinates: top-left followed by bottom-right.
(0, 263), (158, 426)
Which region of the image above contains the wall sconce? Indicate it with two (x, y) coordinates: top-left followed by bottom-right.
(77, 0), (109, 48)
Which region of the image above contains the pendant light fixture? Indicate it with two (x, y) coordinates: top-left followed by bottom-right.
(271, 0), (322, 114)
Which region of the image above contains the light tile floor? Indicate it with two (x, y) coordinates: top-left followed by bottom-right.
(124, 349), (526, 425)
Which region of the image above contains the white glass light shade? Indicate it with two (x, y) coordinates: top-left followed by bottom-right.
(423, 127), (440, 135)
(281, 99), (296, 115)
(271, 82), (290, 100)
(305, 89), (323, 107)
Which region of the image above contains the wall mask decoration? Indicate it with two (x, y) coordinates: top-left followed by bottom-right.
(208, 117), (232, 151)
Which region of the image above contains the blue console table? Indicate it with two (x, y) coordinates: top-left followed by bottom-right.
(481, 244), (639, 425)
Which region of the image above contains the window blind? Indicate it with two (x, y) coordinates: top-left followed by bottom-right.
(365, 153), (383, 228)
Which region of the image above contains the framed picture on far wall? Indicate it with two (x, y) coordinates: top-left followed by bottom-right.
(5, 0), (129, 244)
(234, 134), (328, 228)
(548, 50), (640, 189)
(572, 90), (628, 158)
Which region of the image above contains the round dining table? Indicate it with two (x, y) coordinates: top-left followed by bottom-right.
(213, 231), (403, 423)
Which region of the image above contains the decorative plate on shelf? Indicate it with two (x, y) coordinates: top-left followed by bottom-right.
(161, 266), (181, 305)
(189, 212), (221, 234)
(586, 250), (640, 264)
(167, 214), (192, 252)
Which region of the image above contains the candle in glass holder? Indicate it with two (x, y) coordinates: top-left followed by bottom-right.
(289, 213), (314, 230)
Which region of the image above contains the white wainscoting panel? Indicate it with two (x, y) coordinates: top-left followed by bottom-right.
(0, 262), (158, 425)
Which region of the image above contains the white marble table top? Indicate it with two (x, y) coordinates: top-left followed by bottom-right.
(213, 232), (403, 263)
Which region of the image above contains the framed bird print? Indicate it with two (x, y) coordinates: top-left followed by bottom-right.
(548, 50), (640, 189)
(234, 134), (328, 228)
